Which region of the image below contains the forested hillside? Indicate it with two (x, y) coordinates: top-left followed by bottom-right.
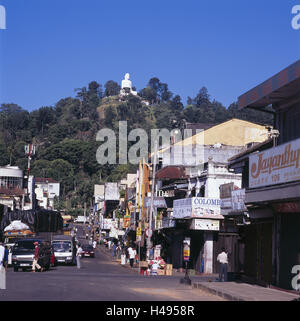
(0, 78), (273, 214)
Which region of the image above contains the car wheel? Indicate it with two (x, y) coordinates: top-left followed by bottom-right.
(22, 268), (26, 272)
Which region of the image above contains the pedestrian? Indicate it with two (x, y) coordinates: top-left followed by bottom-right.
(112, 243), (117, 258)
(0, 243), (4, 268)
(149, 247), (154, 260)
(3, 246), (9, 271)
(32, 242), (43, 272)
(76, 243), (83, 269)
(0, 243), (5, 289)
(116, 243), (122, 260)
(217, 247), (228, 282)
(127, 245), (136, 268)
(108, 239), (111, 250)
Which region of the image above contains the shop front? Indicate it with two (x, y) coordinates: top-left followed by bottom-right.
(233, 59), (300, 289)
(173, 197), (223, 274)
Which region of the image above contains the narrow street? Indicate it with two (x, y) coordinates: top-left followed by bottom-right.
(0, 225), (225, 301)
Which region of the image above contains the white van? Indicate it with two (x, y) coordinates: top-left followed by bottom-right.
(51, 235), (76, 265)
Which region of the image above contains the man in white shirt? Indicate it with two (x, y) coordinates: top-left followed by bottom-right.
(127, 246), (136, 268)
(0, 243), (5, 267)
(76, 244), (83, 269)
(217, 247), (228, 282)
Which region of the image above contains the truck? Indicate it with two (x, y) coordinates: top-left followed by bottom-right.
(12, 238), (53, 272)
(74, 216), (87, 224)
(51, 234), (76, 265)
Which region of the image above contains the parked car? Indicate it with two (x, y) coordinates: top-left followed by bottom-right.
(81, 245), (95, 258)
(12, 239), (52, 272)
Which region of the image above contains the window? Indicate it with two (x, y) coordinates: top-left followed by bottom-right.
(277, 103), (300, 145)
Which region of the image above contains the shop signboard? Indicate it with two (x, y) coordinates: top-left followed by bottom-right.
(173, 197), (222, 219)
(231, 189), (246, 211)
(272, 202), (300, 213)
(123, 215), (131, 228)
(136, 227), (142, 236)
(156, 190), (175, 197)
(143, 197), (167, 208)
(105, 183), (120, 201)
(219, 183), (234, 199)
(249, 137), (300, 189)
(102, 218), (118, 230)
(162, 217), (176, 228)
(94, 184), (105, 199)
(190, 219), (220, 231)
(183, 238), (190, 261)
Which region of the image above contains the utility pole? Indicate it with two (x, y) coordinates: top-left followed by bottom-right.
(147, 139), (158, 257)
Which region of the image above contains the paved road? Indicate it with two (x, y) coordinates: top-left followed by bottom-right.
(0, 225), (224, 301)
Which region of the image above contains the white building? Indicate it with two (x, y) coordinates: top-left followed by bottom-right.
(35, 178), (60, 210)
(0, 165), (25, 210)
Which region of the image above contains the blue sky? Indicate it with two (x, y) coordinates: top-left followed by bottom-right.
(0, 0), (299, 111)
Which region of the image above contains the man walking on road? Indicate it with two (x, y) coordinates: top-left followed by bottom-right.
(217, 247), (228, 282)
(127, 245), (136, 268)
(76, 243), (83, 269)
(32, 242), (43, 272)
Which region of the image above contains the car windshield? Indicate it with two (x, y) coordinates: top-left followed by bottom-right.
(52, 241), (71, 252)
(14, 241), (37, 250)
(82, 245), (93, 251)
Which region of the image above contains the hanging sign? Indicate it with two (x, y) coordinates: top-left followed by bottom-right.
(136, 227), (142, 236)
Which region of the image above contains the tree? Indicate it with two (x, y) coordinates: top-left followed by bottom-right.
(139, 87), (157, 105)
(0, 144), (10, 166)
(170, 95), (184, 112)
(104, 80), (120, 97)
(159, 83), (173, 102)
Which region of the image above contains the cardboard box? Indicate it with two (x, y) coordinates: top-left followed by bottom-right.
(157, 269), (165, 275)
(166, 264), (173, 270)
(140, 261), (148, 268)
(165, 270), (173, 276)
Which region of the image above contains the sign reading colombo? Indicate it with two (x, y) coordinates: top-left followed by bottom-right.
(249, 137), (300, 188)
(173, 197), (222, 219)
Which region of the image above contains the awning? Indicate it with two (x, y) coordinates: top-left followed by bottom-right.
(238, 60), (300, 109)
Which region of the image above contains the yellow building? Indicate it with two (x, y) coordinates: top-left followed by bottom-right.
(158, 118), (270, 156)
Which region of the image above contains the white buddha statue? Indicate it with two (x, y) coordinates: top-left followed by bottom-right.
(120, 73), (137, 96)
(121, 73), (132, 90)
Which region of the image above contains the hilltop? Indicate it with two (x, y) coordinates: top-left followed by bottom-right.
(0, 78), (273, 214)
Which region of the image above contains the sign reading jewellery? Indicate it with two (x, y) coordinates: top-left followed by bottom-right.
(173, 197), (222, 219)
(249, 137), (300, 188)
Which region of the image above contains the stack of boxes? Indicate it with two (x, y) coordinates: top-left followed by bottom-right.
(165, 264), (173, 276)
